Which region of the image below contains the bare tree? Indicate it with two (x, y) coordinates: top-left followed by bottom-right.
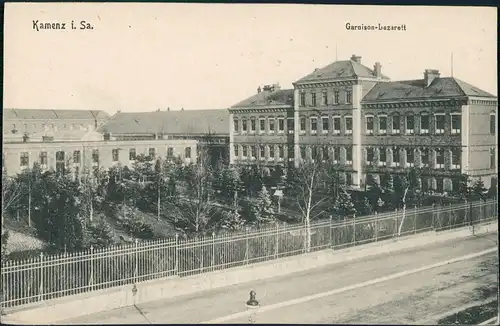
(1, 168), (22, 226)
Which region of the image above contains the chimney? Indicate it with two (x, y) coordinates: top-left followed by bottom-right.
(167, 107), (171, 111)
(273, 83), (281, 91)
(424, 69), (440, 87)
(350, 54), (362, 64)
(257, 86), (262, 94)
(374, 62), (382, 78)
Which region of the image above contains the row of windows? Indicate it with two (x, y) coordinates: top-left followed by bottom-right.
(18, 147), (193, 168)
(364, 147), (463, 170)
(10, 123), (93, 134)
(234, 111), (496, 137)
(365, 112), (460, 135)
(367, 175), (466, 194)
(299, 90), (352, 107)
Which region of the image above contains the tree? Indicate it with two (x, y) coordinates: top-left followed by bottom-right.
(288, 157), (330, 253)
(219, 209), (246, 231)
(332, 186), (356, 219)
(2, 166), (22, 225)
(471, 178), (487, 201)
(250, 186), (276, 224)
(380, 173), (396, 211)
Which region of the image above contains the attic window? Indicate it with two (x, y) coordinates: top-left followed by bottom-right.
(404, 90), (412, 96)
(435, 88), (443, 94)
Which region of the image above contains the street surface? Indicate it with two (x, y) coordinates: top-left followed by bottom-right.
(63, 233), (498, 325)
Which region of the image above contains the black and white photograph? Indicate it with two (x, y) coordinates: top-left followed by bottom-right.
(1, 3), (498, 325)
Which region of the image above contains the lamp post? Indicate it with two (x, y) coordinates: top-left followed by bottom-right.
(245, 290), (260, 324)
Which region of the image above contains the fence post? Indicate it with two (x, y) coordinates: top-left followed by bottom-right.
(211, 232), (215, 272)
(90, 245), (94, 292)
(395, 208), (398, 238)
(245, 228), (249, 265)
(469, 201), (473, 226)
(353, 214), (356, 246)
(414, 205), (417, 234)
(134, 239), (139, 284)
(329, 215), (333, 249)
(38, 252), (44, 302)
(432, 204), (436, 230)
(449, 203), (453, 230)
(375, 213), (378, 242)
(174, 233), (179, 275)
(274, 223), (279, 259)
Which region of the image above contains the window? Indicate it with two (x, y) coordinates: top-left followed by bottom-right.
(311, 93), (317, 107)
(242, 146), (248, 158)
(130, 148), (137, 160)
(345, 173), (352, 186)
(39, 152), (48, 166)
(379, 148), (386, 166)
(346, 91), (352, 104)
(73, 150), (81, 164)
(300, 146), (306, 160)
(23, 124), (27, 131)
(346, 147), (353, 165)
(406, 115), (415, 134)
(166, 147), (174, 160)
(250, 119), (256, 132)
(365, 116), (374, 135)
(333, 91), (339, 104)
(287, 118), (294, 134)
(185, 147), (191, 159)
(51, 124), (55, 131)
(251, 146), (257, 159)
(278, 118), (285, 133)
(392, 148), (400, 167)
(322, 116), (329, 134)
(232, 145), (238, 158)
(310, 117), (318, 134)
(490, 148), (495, 169)
(56, 151), (65, 174)
(112, 149), (119, 162)
(92, 150), (99, 164)
(366, 148), (374, 165)
(451, 114), (461, 135)
(420, 114), (429, 134)
(149, 148), (156, 159)
(392, 115), (400, 134)
(451, 148), (461, 169)
(321, 147), (329, 161)
(269, 145), (275, 160)
(435, 114), (445, 134)
(345, 116), (353, 135)
(233, 119), (239, 133)
(406, 149), (415, 167)
(268, 118), (275, 134)
(259, 118), (265, 133)
(322, 91), (328, 105)
(379, 115), (387, 135)
(490, 113), (496, 135)
(300, 117), (306, 134)
(333, 148), (341, 163)
(300, 92), (306, 106)
(435, 149), (445, 169)
(257, 145), (264, 160)
(278, 145), (284, 159)
(20, 152), (29, 167)
(420, 149), (429, 168)
(333, 116), (341, 135)
(436, 178), (444, 193)
(242, 119), (248, 132)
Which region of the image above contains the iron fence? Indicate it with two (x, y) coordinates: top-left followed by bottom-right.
(1, 199), (497, 309)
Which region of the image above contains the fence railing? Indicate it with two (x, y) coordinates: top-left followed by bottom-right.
(1, 199), (497, 309)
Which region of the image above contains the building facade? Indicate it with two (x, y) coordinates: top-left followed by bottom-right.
(3, 139), (198, 177)
(3, 109), (110, 142)
(229, 54), (498, 192)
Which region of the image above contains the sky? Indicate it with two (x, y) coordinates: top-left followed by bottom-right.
(3, 4), (497, 115)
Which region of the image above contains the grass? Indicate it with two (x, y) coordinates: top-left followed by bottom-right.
(437, 300), (498, 325)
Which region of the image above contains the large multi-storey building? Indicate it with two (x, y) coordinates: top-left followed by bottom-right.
(229, 54), (498, 192)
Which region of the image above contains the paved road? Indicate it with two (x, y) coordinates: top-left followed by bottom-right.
(64, 233), (499, 325)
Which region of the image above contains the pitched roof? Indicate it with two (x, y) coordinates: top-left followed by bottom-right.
(3, 109), (110, 120)
(294, 59), (390, 84)
(98, 109), (229, 135)
(362, 77), (496, 102)
(231, 89), (294, 108)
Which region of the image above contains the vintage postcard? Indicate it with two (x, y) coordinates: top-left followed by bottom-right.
(1, 3), (498, 325)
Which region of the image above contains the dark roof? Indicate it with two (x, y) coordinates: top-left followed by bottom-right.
(295, 59), (390, 84)
(362, 77), (496, 102)
(231, 89), (294, 108)
(3, 109), (110, 120)
(98, 109), (229, 135)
